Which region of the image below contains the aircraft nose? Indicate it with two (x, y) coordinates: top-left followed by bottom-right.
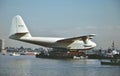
(92, 42), (96, 47)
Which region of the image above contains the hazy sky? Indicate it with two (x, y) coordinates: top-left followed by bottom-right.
(0, 0), (120, 49)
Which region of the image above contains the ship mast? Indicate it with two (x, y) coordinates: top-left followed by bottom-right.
(112, 41), (115, 50)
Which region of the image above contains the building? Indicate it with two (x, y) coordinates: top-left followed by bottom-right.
(0, 39), (6, 54)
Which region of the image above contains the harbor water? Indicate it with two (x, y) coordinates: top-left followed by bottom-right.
(0, 54), (120, 76)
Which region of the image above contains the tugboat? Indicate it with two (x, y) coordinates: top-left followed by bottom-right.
(101, 41), (120, 66)
(101, 54), (120, 66)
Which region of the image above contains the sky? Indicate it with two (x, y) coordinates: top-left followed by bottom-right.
(0, 0), (120, 49)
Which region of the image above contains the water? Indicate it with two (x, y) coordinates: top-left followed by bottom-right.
(0, 54), (120, 76)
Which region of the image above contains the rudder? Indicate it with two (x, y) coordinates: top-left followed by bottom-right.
(9, 15), (31, 39)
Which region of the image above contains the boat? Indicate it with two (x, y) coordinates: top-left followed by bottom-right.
(36, 50), (88, 59)
(73, 56), (88, 59)
(2, 53), (6, 55)
(10, 53), (20, 56)
(101, 61), (120, 66)
(101, 54), (120, 66)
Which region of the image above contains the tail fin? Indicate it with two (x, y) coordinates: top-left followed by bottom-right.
(9, 15), (31, 39)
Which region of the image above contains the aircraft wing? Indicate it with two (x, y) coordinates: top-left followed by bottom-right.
(57, 34), (96, 43)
